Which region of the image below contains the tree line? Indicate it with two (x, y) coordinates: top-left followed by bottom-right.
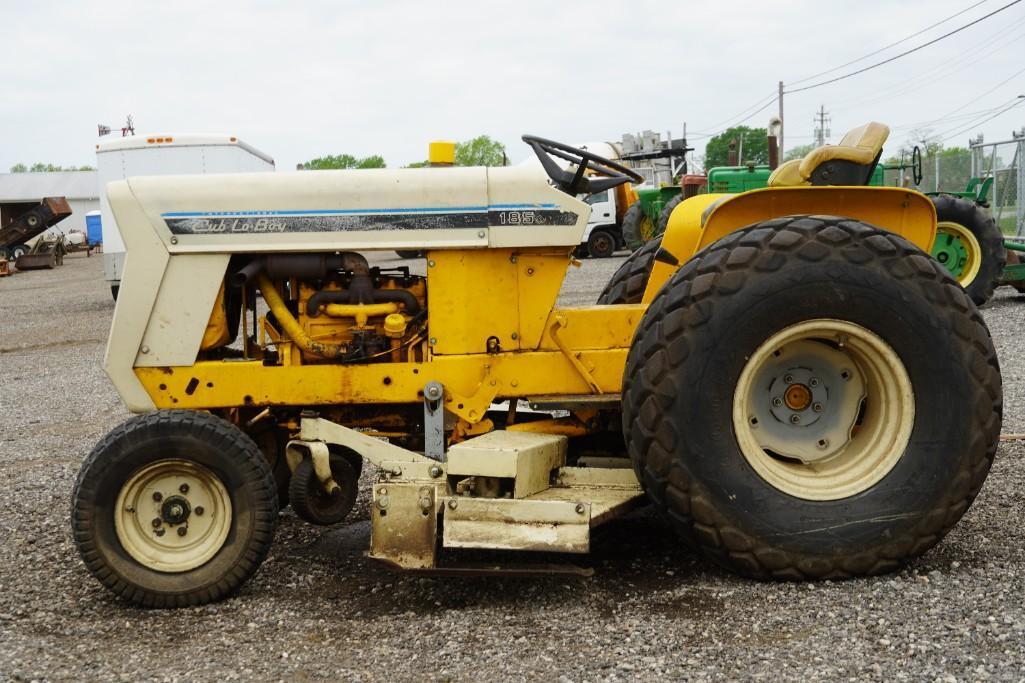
(299, 135), (507, 170)
(9, 163), (95, 172)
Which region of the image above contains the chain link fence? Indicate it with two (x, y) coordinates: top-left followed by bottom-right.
(884, 135), (1023, 236)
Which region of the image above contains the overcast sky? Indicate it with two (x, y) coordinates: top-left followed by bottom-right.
(1, 0), (1023, 171)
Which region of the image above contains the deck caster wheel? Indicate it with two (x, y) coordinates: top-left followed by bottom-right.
(72, 410), (278, 607)
(624, 216), (1001, 579)
(289, 453), (358, 526)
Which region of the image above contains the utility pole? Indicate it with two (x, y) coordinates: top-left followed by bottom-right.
(778, 81), (784, 159)
(813, 105), (831, 147)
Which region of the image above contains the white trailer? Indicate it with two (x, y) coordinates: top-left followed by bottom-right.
(96, 134), (275, 297)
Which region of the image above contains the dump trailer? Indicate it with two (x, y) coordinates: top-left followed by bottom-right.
(0, 197), (72, 261)
(73, 125), (1001, 608)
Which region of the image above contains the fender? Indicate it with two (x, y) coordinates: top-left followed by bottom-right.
(643, 186), (938, 302)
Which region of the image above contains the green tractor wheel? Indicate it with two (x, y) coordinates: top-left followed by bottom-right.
(928, 194), (1004, 306)
(622, 202), (656, 251)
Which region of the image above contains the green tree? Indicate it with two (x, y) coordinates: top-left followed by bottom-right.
(454, 135), (507, 167)
(703, 126), (768, 168)
(935, 146), (972, 191)
(301, 154), (386, 170)
(10, 162), (93, 172)
(783, 143), (814, 162)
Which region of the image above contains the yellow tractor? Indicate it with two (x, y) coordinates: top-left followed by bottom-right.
(73, 123), (1001, 607)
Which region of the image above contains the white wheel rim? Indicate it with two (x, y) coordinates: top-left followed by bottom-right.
(114, 459), (232, 573)
(733, 319), (915, 501)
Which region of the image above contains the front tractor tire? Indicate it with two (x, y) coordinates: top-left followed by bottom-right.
(72, 411), (279, 607)
(623, 216), (1001, 579)
(930, 194), (1005, 306)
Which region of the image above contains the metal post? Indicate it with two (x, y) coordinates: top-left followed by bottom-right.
(991, 145), (999, 213)
(935, 154), (940, 193)
(778, 81), (785, 159)
(1012, 137), (1020, 235)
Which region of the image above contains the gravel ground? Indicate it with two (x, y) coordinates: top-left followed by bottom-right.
(1, 252), (1024, 682)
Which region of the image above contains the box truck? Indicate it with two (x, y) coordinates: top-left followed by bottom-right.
(96, 134), (275, 298)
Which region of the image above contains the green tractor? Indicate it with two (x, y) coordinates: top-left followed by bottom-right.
(645, 146), (1008, 305)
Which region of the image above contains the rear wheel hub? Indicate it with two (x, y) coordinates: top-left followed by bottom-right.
(734, 319), (915, 500)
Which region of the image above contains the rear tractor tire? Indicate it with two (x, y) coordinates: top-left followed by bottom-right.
(623, 216), (1001, 579)
(597, 238), (661, 304)
(656, 194), (684, 237)
(72, 410), (279, 607)
(929, 194), (1004, 306)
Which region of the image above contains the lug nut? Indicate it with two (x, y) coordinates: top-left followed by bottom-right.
(783, 374), (794, 384)
(772, 397), (783, 407)
(177, 527), (188, 537)
(154, 529), (165, 537)
(195, 506), (204, 516)
(817, 439), (830, 449)
(151, 518), (162, 528)
(790, 415), (801, 424)
(809, 378), (819, 388)
(429, 465), (442, 479)
(179, 484), (190, 494)
(152, 492), (163, 502)
(812, 403), (824, 413)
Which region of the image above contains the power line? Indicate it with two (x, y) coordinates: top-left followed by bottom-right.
(788, 0), (992, 86)
(891, 101), (1025, 131)
(689, 91), (778, 137)
(938, 63), (1025, 118)
(785, 0), (1023, 94)
(830, 14), (1025, 110)
(937, 96), (1025, 141)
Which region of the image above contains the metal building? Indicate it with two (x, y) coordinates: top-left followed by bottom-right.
(0, 171), (98, 235)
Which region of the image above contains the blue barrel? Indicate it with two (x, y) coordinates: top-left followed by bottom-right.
(86, 211), (102, 245)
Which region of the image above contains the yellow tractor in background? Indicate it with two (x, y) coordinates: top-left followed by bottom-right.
(73, 124), (1001, 607)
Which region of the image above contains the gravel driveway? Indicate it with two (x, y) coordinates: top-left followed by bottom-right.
(1, 252), (1023, 682)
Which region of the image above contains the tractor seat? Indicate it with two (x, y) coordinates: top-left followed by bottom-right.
(768, 122), (890, 187)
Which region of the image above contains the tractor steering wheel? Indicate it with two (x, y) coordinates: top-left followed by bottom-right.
(522, 135), (644, 195)
(912, 145), (923, 186)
